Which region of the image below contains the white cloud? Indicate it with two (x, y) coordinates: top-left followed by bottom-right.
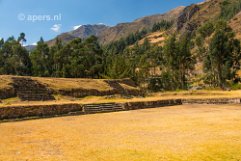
(31, 42), (37, 46)
(51, 24), (62, 32)
(72, 25), (82, 30)
(98, 23), (105, 25)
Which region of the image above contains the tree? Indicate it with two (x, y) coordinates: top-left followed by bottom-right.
(104, 55), (133, 79)
(0, 36), (31, 75)
(30, 37), (51, 76)
(220, 0), (241, 20)
(49, 36), (104, 78)
(163, 35), (195, 89)
(18, 33), (27, 46)
(50, 38), (66, 77)
(152, 20), (173, 32)
(177, 35), (195, 89)
(197, 22), (214, 38)
(0, 38), (4, 48)
(204, 22), (241, 87)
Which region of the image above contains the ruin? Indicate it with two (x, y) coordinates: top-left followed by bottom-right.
(12, 77), (55, 101)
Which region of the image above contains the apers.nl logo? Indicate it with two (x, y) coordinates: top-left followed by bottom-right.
(18, 13), (62, 22)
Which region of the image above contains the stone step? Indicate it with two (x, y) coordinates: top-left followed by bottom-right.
(102, 108), (115, 111)
(84, 103), (125, 113)
(85, 106), (101, 109)
(84, 106), (101, 109)
(83, 103), (124, 114)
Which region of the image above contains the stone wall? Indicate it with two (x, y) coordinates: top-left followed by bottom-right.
(1, 98), (241, 121)
(124, 99), (182, 110)
(0, 99), (182, 121)
(0, 104), (83, 120)
(182, 98), (241, 104)
(83, 103), (125, 114)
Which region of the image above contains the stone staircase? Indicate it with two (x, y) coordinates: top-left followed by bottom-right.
(12, 77), (55, 101)
(83, 103), (125, 114)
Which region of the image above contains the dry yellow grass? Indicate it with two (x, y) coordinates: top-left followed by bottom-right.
(157, 90), (241, 99)
(0, 75), (140, 93)
(0, 75), (13, 90)
(1, 104), (241, 161)
(137, 31), (166, 46)
(1, 90), (241, 107)
(33, 77), (112, 91)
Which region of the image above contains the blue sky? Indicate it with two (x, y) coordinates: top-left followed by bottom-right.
(0, 0), (203, 45)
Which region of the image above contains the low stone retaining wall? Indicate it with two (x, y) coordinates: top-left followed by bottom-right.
(1, 98), (241, 121)
(182, 98), (241, 104)
(124, 99), (182, 110)
(0, 99), (182, 121)
(0, 104), (83, 120)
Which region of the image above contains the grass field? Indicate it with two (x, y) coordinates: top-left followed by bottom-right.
(1, 104), (241, 161)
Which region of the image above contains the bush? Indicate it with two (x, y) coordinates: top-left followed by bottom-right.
(148, 73), (178, 92)
(220, 0), (241, 20)
(152, 20), (173, 32)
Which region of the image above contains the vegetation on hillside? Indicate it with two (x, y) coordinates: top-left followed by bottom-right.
(0, 20), (240, 91)
(220, 0), (241, 20)
(0, 1), (241, 92)
(195, 20), (241, 88)
(151, 20), (173, 32)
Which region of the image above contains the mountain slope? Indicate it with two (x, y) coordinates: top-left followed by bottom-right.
(229, 11), (241, 40)
(138, 0), (241, 46)
(98, 6), (184, 44)
(47, 6), (184, 45)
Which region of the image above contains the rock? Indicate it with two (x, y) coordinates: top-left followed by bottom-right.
(177, 4), (200, 31)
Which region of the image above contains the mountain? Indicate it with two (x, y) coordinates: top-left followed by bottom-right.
(47, 0), (241, 46)
(48, 24), (109, 46)
(25, 45), (36, 51)
(135, 0), (241, 46)
(47, 6), (185, 45)
(98, 6), (184, 44)
(174, 0), (241, 36)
